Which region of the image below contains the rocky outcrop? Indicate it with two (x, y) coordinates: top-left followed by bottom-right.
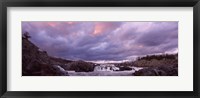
(118, 66), (132, 71)
(133, 65), (178, 76)
(67, 60), (95, 72)
(22, 37), (69, 76)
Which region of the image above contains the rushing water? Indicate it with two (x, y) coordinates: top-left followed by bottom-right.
(67, 64), (143, 76)
(68, 70), (136, 76)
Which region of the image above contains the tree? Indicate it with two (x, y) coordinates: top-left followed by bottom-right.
(23, 32), (31, 39)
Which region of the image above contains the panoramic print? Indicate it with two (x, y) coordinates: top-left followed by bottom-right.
(22, 21), (178, 76)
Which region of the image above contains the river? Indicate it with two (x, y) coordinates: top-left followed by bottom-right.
(67, 65), (143, 76)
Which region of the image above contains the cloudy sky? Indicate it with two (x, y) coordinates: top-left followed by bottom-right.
(22, 21), (178, 61)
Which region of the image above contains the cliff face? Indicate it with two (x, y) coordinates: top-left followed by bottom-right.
(22, 37), (69, 76)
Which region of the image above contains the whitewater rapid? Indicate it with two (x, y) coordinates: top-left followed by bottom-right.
(67, 66), (143, 76)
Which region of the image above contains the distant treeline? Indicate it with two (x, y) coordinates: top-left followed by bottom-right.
(134, 53), (178, 67)
(137, 53), (178, 61)
(133, 54), (178, 76)
(115, 53), (178, 67)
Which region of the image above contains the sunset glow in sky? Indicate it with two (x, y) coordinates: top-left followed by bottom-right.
(22, 21), (178, 61)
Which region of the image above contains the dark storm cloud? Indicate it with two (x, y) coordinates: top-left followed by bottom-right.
(135, 22), (178, 46)
(22, 21), (178, 61)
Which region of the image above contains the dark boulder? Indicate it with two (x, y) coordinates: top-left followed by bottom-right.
(133, 65), (178, 76)
(119, 66), (132, 71)
(68, 60), (95, 72)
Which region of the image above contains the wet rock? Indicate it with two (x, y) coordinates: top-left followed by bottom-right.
(68, 60), (95, 72)
(133, 65), (178, 76)
(119, 66), (132, 71)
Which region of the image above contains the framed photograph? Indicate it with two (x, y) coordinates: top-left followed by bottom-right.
(0, 0), (199, 98)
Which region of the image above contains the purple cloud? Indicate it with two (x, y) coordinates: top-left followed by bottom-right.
(22, 21), (178, 61)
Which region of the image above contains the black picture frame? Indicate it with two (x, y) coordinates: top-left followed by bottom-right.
(0, 0), (199, 98)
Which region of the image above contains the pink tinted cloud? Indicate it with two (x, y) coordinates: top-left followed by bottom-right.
(22, 21), (178, 61)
